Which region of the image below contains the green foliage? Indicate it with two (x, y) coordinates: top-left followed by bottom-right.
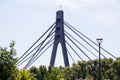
(28, 58), (120, 80)
(0, 41), (18, 80)
(44, 66), (64, 80)
(1, 41), (120, 80)
(29, 65), (47, 80)
(15, 69), (36, 80)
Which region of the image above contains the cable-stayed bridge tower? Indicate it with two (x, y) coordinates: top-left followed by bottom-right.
(16, 10), (117, 69)
(50, 10), (69, 66)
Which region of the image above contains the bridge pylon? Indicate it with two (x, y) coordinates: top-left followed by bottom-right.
(50, 10), (69, 67)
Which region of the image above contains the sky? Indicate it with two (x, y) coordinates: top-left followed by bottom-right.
(0, 0), (120, 68)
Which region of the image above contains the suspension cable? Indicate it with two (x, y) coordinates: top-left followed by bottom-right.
(16, 42), (42, 66)
(66, 40), (83, 61)
(24, 31), (55, 68)
(65, 34), (91, 60)
(25, 41), (54, 68)
(65, 31), (98, 58)
(67, 49), (76, 63)
(65, 21), (116, 59)
(17, 55), (32, 67)
(64, 23), (106, 58)
(17, 22), (56, 65)
(25, 34), (54, 68)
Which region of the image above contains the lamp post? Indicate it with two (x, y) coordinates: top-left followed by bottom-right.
(96, 38), (103, 80)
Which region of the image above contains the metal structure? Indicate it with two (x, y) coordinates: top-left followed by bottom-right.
(16, 10), (117, 69)
(50, 11), (69, 66)
(96, 38), (103, 80)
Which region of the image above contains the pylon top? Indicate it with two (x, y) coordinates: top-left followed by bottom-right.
(56, 10), (64, 21)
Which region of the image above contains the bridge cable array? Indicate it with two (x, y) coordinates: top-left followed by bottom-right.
(16, 21), (117, 69)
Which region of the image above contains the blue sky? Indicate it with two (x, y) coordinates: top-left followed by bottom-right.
(0, 0), (120, 68)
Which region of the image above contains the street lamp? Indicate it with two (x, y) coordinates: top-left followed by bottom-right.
(96, 38), (103, 80)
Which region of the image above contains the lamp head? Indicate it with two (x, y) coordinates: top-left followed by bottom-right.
(96, 38), (103, 44)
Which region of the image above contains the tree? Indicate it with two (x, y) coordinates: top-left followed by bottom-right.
(0, 41), (18, 80)
(28, 57), (120, 80)
(112, 58), (120, 80)
(29, 65), (47, 80)
(44, 66), (65, 80)
(15, 69), (36, 80)
(71, 63), (81, 79)
(77, 61), (87, 79)
(101, 58), (114, 80)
